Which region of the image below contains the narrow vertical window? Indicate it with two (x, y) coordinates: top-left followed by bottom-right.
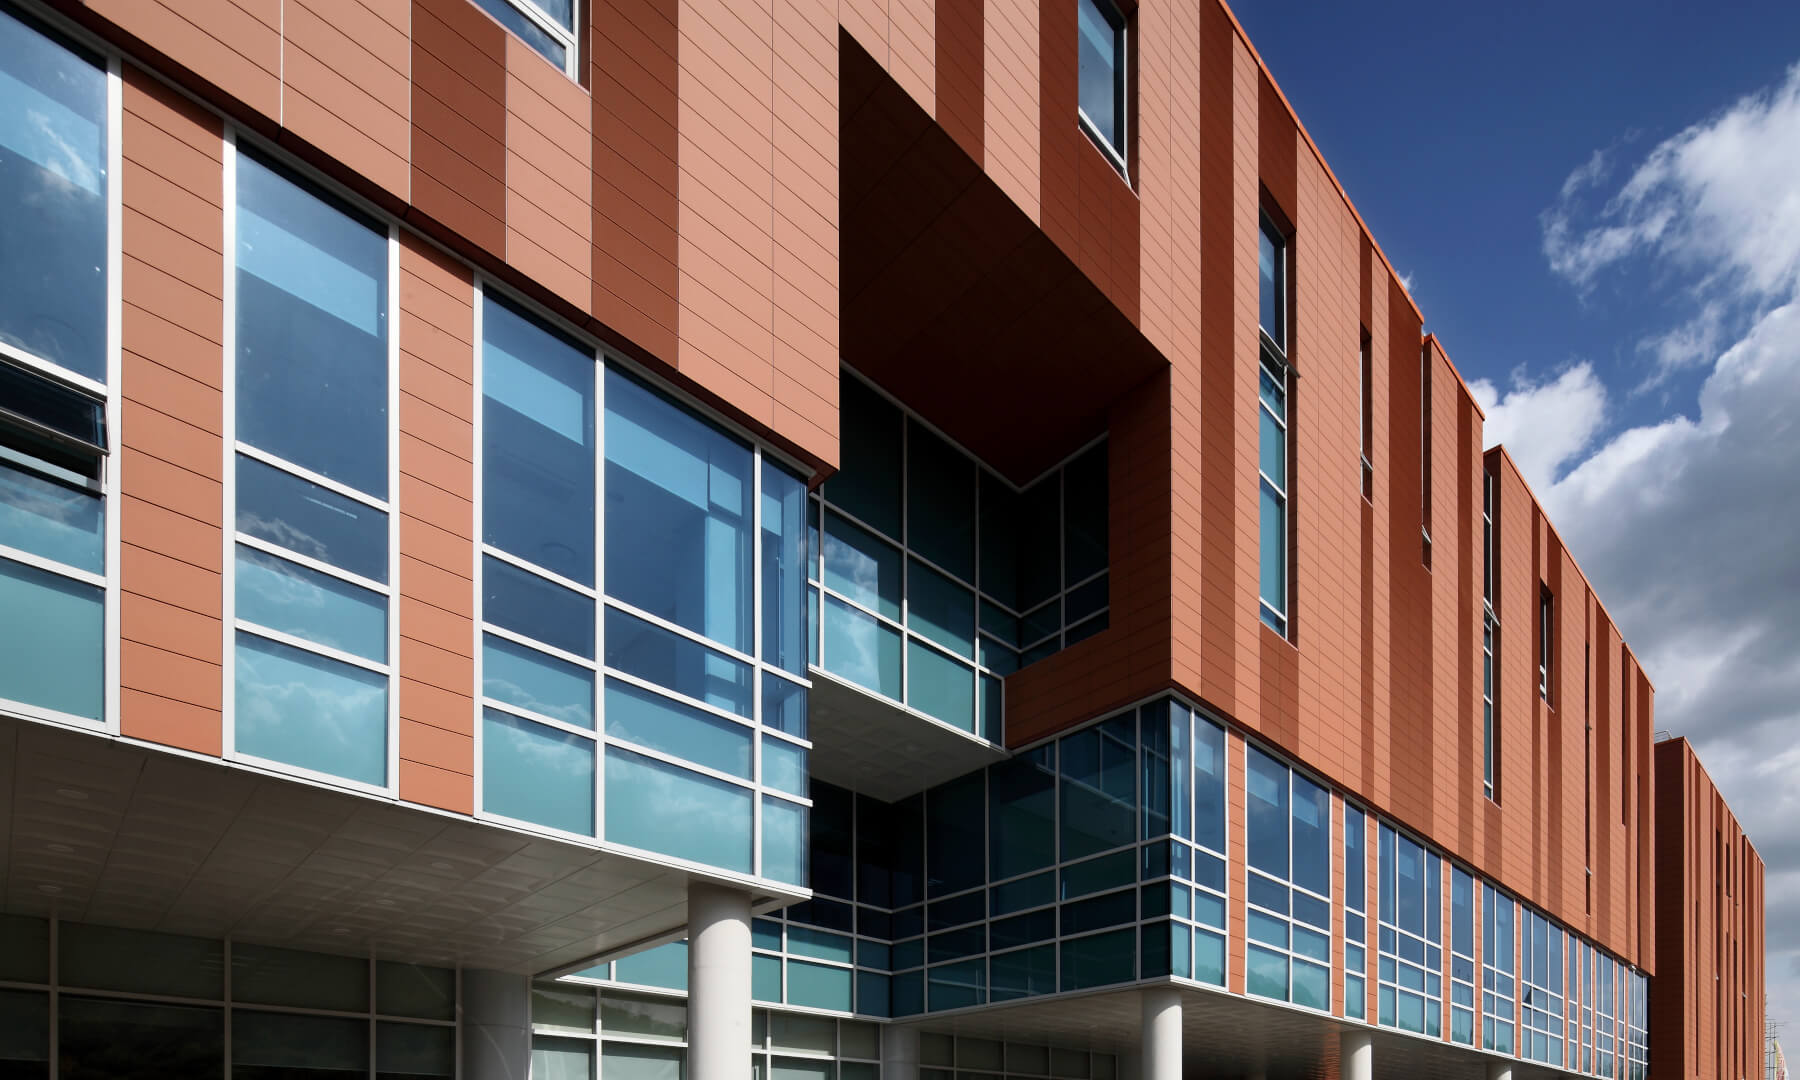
(1483, 615), (1497, 802)
(1359, 331), (1372, 500)
(229, 147), (395, 789)
(1483, 884), (1517, 1054)
(1343, 805), (1368, 1021)
(1076, 0), (1128, 173)
(1540, 586), (1554, 701)
(0, 7), (112, 726)
(1376, 824), (1443, 1036)
(1420, 344), (1432, 567)
(1244, 747), (1331, 1011)
(1450, 867), (1477, 1043)
(1258, 214), (1290, 637)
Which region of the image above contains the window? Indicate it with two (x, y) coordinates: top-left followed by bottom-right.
(1521, 907), (1566, 1067)
(1343, 805), (1369, 1021)
(1160, 703), (1228, 988)
(470, 0), (578, 74)
(1244, 747), (1331, 1011)
(1359, 332), (1372, 500)
(1076, 0), (1127, 172)
(1450, 866), (1476, 1043)
(1376, 824), (1442, 1036)
(0, 7), (113, 727)
(1483, 614), (1497, 801)
(473, 288), (811, 882)
(1540, 586), (1553, 701)
(1258, 216), (1290, 637)
(1483, 884), (1516, 1054)
(1420, 344), (1433, 567)
(227, 145), (396, 790)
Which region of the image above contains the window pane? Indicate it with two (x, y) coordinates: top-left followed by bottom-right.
(233, 1010), (366, 1076)
(1076, 0), (1121, 151)
(978, 472), (1018, 609)
(763, 794), (807, 885)
(822, 594), (901, 698)
(605, 746), (751, 872)
(605, 368), (752, 652)
(0, 988), (46, 1073)
(0, 459), (102, 572)
(605, 606), (751, 717)
(1247, 944), (1288, 1000)
(376, 1022), (454, 1080)
(612, 947), (689, 995)
(1194, 716), (1225, 852)
(822, 512), (902, 621)
(1063, 443), (1108, 583)
(761, 460), (810, 676)
(989, 748), (1055, 879)
(0, 8), (106, 381)
(604, 679), (750, 778)
(763, 735), (807, 796)
(59, 998), (221, 1080)
(906, 642), (974, 733)
(231, 942), (367, 1011)
(1258, 402), (1285, 488)
(1060, 927), (1134, 991)
(1246, 748), (1288, 877)
(482, 708), (594, 835)
(482, 294), (595, 584)
(906, 421), (975, 581)
(909, 559), (974, 657)
(763, 673), (808, 739)
(1258, 480), (1286, 615)
(483, 633), (594, 728)
(1015, 479), (1061, 610)
(1292, 772), (1330, 897)
(1259, 220), (1284, 352)
(532, 1037), (593, 1080)
(469, 0), (567, 65)
(376, 963), (455, 1021)
(1059, 716), (1135, 861)
(59, 923), (223, 998)
(237, 454), (387, 582)
(237, 151), (387, 497)
(236, 545), (386, 662)
(484, 555), (594, 658)
(827, 376), (902, 537)
(787, 961), (852, 1011)
(236, 633), (387, 785)
(0, 557), (101, 719)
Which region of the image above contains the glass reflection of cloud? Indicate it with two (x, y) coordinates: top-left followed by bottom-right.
(236, 637), (386, 785)
(605, 749), (750, 874)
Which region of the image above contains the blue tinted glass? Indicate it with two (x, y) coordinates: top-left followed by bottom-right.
(1194, 717), (1225, 852)
(761, 461), (809, 676)
(237, 152), (387, 497)
(468, 0), (567, 64)
(1294, 960), (1329, 1011)
(604, 747), (750, 873)
(1165, 704), (1191, 840)
(1061, 927), (1134, 991)
(0, 8), (106, 381)
(980, 673), (1002, 742)
(603, 679), (751, 779)
(1258, 405), (1285, 488)
(856, 971), (891, 1016)
(1291, 772), (1330, 897)
(1076, 0), (1120, 150)
(236, 633), (387, 785)
(604, 606), (750, 717)
(1259, 221), (1284, 350)
(908, 560), (973, 657)
(990, 945), (1054, 1002)
(821, 512), (901, 620)
(978, 473), (1018, 609)
(763, 795), (807, 885)
(1345, 808), (1366, 907)
(1141, 704), (1170, 839)
(613, 941), (687, 991)
(482, 708), (594, 835)
(906, 642), (974, 733)
(0, 460), (102, 572)
(483, 633), (594, 729)
(826, 376), (902, 537)
(484, 556), (594, 658)
(789, 926), (852, 965)
(1247, 944), (1288, 1000)
(1246, 748), (1288, 878)
(906, 422), (975, 581)
(0, 556), (101, 718)
(752, 954), (781, 1002)
(237, 454), (387, 582)
(763, 735), (807, 796)
(989, 871), (1054, 917)
(1397, 833), (1423, 934)
(236, 546), (386, 662)
(1259, 480), (1286, 616)
(788, 960), (851, 1011)
(927, 959), (984, 1011)
(604, 368), (752, 652)
(989, 749), (1056, 879)
(1059, 716), (1135, 860)
(482, 295), (594, 584)
(822, 594), (900, 697)
(762, 673), (808, 738)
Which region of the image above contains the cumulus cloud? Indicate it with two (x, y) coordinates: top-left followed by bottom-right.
(1469, 362), (1607, 493)
(1532, 58), (1800, 1033)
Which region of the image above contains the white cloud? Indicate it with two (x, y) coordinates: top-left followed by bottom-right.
(1398, 270), (1416, 295)
(1470, 362), (1608, 492)
(1533, 58), (1800, 1033)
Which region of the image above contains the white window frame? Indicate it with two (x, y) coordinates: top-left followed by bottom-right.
(1257, 350), (1290, 638)
(480, 0), (582, 78)
(220, 126), (403, 799)
(1075, 0), (1129, 179)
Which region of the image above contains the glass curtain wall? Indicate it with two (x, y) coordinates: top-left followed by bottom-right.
(1482, 884), (1517, 1054)
(812, 374), (1108, 742)
(475, 292), (812, 884)
(1449, 866), (1477, 1044)
(1520, 906), (1566, 1066)
(1376, 825), (1442, 1036)
(1342, 805), (1368, 1021)
(0, 6), (112, 726)
(228, 147), (395, 788)
(1243, 748), (1331, 1011)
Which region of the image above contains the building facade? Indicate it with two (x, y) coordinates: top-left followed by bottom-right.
(0, 0), (1761, 1078)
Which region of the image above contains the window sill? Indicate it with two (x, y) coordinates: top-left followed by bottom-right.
(1077, 111), (1131, 187)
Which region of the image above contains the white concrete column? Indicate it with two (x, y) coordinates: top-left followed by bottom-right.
(688, 882), (753, 1080)
(462, 968), (531, 1080)
(1141, 987), (1182, 1080)
(881, 1025), (921, 1080)
(1485, 1063), (1513, 1080)
(1340, 1029), (1372, 1080)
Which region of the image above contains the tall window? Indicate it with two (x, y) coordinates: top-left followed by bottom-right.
(1358, 332), (1372, 499)
(1450, 866), (1477, 1043)
(1539, 586), (1554, 701)
(1377, 825), (1442, 1036)
(1483, 468), (1499, 800)
(1159, 704), (1228, 988)
(1521, 907), (1566, 1066)
(0, 7), (112, 727)
(1244, 747), (1331, 1010)
(1343, 805), (1369, 1021)
(1420, 344), (1433, 566)
(1076, 0), (1127, 172)
(227, 146), (395, 790)
(1482, 884), (1516, 1054)
(470, 0), (578, 73)
(474, 290), (812, 883)
(1257, 215), (1290, 637)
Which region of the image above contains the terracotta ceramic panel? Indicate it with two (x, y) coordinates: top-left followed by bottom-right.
(280, 0), (410, 200)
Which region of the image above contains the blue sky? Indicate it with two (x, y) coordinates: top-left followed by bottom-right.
(1236, 0), (1800, 1036)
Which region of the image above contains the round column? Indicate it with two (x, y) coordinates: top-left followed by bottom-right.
(1141, 987), (1182, 1080)
(1340, 1029), (1373, 1080)
(882, 1025), (921, 1080)
(1486, 1062), (1514, 1080)
(688, 882), (752, 1080)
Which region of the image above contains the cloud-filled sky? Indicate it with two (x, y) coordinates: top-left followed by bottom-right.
(1235, 0), (1800, 1042)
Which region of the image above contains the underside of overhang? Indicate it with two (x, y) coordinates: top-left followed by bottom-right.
(839, 33), (1166, 486)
